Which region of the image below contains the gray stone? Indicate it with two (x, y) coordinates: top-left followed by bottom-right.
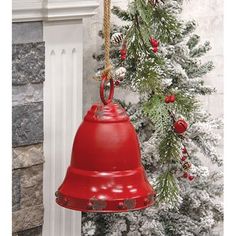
(12, 42), (45, 85)
(12, 22), (43, 44)
(20, 164), (43, 209)
(12, 170), (21, 212)
(12, 83), (43, 106)
(12, 144), (44, 169)
(12, 205), (44, 233)
(17, 226), (42, 236)
(12, 102), (43, 147)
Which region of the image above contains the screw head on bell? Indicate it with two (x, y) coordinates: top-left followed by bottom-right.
(56, 77), (155, 212)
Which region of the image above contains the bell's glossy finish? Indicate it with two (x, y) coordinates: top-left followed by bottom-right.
(56, 78), (155, 212)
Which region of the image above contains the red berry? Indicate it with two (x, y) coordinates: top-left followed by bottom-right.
(152, 47), (158, 53)
(165, 96), (170, 103)
(115, 80), (120, 86)
(150, 37), (159, 47)
(182, 147), (187, 154)
(152, 40), (159, 48)
(149, 36), (155, 43)
(121, 55), (126, 60)
(188, 175), (194, 181)
(169, 95), (175, 103)
(182, 172), (189, 178)
(181, 156), (187, 161)
(173, 119), (188, 134)
(120, 49), (126, 56)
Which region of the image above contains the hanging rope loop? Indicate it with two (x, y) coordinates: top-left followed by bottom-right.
(100, 0), (114, 105)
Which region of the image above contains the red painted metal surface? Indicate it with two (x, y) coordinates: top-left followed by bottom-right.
(56, 78), (155, 212)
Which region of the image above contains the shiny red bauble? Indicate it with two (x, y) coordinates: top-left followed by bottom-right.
(173, 119), (188, 134)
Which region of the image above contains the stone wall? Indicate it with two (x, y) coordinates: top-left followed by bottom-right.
(12, 22), (45, 236)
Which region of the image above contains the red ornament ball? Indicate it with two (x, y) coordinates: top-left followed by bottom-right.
(181, 156), (187, 162)
(169, 95), (176, 103)
(174, 119), (188, 134)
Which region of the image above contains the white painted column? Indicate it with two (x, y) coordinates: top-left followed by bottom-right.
(43, 20), (83, 236)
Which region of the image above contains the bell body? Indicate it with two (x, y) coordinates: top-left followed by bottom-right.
(56, 102), (155, 212)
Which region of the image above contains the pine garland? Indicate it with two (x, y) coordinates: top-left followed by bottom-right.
(83, 0), (223, 235)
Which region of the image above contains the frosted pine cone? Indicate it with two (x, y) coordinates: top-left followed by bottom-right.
(114, 67), (127, 81)
(148, 0), (164, 6)
(111, 33), (123, 46)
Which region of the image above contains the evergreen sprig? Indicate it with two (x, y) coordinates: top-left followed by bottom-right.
(93, 0), (221, 206)
(143, 95), (170, 134)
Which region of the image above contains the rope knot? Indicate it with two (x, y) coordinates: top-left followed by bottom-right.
(102, 64), (112, 79)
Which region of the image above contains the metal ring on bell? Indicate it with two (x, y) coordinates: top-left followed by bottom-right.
(100, 75), (114, 105)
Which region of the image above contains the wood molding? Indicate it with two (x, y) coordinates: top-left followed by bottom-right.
(43, 20), (83, 236)
(12, 0), (99, 22)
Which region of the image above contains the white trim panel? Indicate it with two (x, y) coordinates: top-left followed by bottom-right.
(43, 20), (83, 236)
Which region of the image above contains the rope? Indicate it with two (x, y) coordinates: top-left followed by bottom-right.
(102, 0), (112, 79)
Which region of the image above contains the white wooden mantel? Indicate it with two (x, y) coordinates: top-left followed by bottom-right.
(13, 0), (99, 22)
(13, 1), (99, 236)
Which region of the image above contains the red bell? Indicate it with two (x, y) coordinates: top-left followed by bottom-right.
(56, 77), (155, 212)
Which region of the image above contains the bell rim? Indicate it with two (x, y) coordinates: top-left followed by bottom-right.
(56, 200), (155, 213)
(55, 191), (156, 213)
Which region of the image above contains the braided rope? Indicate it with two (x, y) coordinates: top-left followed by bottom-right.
(102, 0), (112, 79)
